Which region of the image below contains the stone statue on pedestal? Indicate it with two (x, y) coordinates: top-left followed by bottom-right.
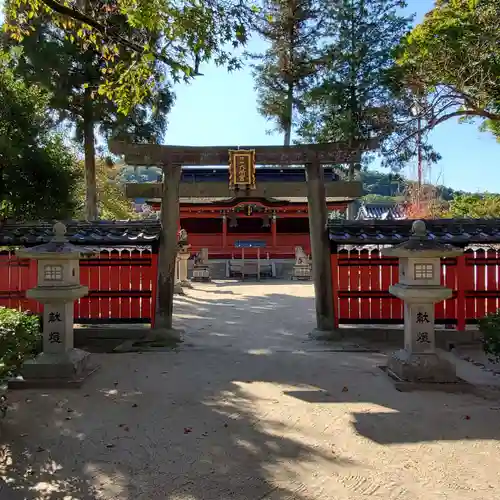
(175, 229), (192, 293)
(192, 248), (211, 282)
(292, 246), (311, 280)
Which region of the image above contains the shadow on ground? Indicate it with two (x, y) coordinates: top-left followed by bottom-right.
(1, 281), (499, 499)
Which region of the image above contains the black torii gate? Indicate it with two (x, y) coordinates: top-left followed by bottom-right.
(110, 139), (377, 339)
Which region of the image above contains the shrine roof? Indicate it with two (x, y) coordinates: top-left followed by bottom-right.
(328, 219), (500, 245)
(0, 220), (161, 246)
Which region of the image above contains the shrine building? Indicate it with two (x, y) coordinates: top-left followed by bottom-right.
(126, 159), (362, 259)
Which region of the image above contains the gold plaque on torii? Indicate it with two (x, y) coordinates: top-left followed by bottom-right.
(229, 150), (256, 190)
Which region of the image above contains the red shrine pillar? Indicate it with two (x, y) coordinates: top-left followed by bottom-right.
(222, 215), (227, 248)
(271, 215), (277, 248)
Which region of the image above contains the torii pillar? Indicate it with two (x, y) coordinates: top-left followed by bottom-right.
(306, 160), (336, 338)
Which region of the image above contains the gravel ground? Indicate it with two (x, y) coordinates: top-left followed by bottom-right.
(1, 281), (500, 499)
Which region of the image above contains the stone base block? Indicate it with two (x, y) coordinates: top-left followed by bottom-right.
(309, 328), (342, 341)
(9, 349), (96, 389)
(192, 267), (211, 282)
(387, 349), (458, 383)
(174, 283), (185, 295)
(292, 265), (311, 280)
(147, 326), (184, 343)
(379, 366), (473, 394)
(180, 280), (193, 289)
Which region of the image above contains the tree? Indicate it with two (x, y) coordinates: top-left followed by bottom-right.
(0, 51), (78, 221)
(72, 158), (138, 220)
(444, 193), (500, 219)
(249, 0), (323, 145)
(297, 0), (420, 177)
(7, 9), (174, 221)
(4, 0), (254, 115)
(396, 0), (500, 140)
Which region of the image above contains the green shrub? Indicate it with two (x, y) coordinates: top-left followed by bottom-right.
(478, 310), (500, 363)
(0, 307), (42, 381)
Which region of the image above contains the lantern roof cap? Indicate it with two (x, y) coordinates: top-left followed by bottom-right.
(381, 220), (463, 258)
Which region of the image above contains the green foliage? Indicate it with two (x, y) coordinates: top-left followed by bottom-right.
(73, 159), (138, 220)
(5, 7), (176, 219)
(297, 0), (423, 171)
(0, 51), (79, 221)
(10, 12), (175, 144)
(0, 307), (41, 381)
(444, 193), (500, 219)
(117, 165), (162, 183)
(249, 0), (323, 145)
(397, 0), (500, 138)
(4, 0), (254, 114)
(478, 310), (500, 363)
(361, 170), (405, 198)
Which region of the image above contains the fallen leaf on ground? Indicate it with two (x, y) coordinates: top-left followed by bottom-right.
(342, 386), (349, 392)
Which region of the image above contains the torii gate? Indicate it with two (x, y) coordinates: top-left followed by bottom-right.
(109, 140), (377, 339)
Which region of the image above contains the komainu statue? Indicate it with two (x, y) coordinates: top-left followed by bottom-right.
(292, 246), (311, 280)
(294, 246), (309, 266)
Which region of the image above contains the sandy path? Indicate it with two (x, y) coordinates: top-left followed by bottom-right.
(1, 281), (499, 499)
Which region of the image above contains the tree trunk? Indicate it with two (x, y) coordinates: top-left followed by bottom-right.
(83, 85), (98, 221)
(154, 164), (182, 336)
(283, 82), (294, 147)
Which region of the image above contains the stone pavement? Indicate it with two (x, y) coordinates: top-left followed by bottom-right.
(1, 281), (500, 499)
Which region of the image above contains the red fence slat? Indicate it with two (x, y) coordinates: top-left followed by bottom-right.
(486, 249), (498, 315)
(474, 249), (487, 319)
(130, 250), (143, 320)
(119, 250), (132, 320)
(369, 249), (382, 321)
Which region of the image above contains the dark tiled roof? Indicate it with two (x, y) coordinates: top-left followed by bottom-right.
(0, 221), (161, 246)
(328, 219), (500, 245)
(356, 202), (406, 220)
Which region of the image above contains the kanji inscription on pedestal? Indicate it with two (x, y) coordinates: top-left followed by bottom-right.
(406, 303), (435, 354)
(43, 303), (73, 355)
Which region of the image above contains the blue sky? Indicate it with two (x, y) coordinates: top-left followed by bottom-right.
(164, 0), (499, 193)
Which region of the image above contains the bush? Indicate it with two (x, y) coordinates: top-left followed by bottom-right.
(478, 310), (500, 363)
(0, 307), (42, 381)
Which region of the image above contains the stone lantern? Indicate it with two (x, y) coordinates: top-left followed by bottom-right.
(174, 229), (192, 294)
(382, 220), (463, 383)
(14, 222), (94, 386)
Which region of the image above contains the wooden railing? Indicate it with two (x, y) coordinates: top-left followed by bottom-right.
(331, 248), (500, 329)
(0, 249), (157, 324)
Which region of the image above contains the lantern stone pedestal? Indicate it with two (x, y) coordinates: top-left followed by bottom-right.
(382, 220), (465, 387)
(174, 243), (192, 295)
(9, 223), (96, 389)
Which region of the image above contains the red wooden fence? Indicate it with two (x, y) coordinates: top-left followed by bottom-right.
(331, 247), (500, 329)
(0, 249), (157, 324)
